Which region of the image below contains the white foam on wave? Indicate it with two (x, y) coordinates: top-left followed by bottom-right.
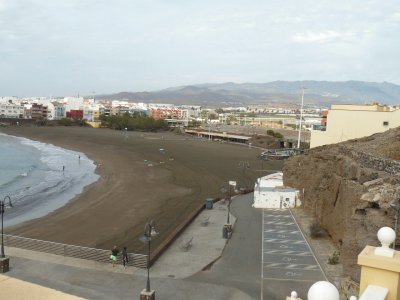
(2, 134), (100, 227)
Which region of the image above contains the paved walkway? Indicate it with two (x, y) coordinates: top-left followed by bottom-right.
(151, 200), (236, 279)
(1, 193), (330, 300)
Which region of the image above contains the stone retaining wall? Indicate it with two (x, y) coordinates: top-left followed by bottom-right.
(339, 145), (400, 175)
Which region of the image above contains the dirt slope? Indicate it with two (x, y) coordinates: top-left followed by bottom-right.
(283, 127), (400, 281)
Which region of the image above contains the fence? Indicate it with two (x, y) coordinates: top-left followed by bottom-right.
(3, 234), (148, 269)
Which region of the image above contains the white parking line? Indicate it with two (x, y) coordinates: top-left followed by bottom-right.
(264, 221), (295, 225)
(263, 250), (312, 256)
(263, 214), (292, 218)
(264, 229), (300, 234)
(262, 208), (326, 281)
(263, 262), (320, 270)
(264, 239), (306, 244)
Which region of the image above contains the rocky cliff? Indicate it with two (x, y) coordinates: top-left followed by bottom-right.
(283, 127), (400, 281)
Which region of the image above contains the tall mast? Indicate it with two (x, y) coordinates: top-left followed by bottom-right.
(297, 87), (305, 149)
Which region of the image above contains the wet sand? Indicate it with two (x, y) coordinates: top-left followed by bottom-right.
(0, 126), (283, 253)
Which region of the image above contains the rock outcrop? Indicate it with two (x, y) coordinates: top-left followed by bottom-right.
(283, 127), (400, 281)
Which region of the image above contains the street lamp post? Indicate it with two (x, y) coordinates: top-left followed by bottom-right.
(1, 196), (12, 258)
(297, 87), (306, 149)
(139, 220), (158, 300)
(0, 196), (12, 273)
(390, 199), (400, 250)
(227, 185), (231, 224)
(223, 181), (236, 239)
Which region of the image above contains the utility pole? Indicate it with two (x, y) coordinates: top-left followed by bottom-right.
(297, 87), (305, 149)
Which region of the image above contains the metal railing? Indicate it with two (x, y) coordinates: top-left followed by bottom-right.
(3, 234), (148, 269)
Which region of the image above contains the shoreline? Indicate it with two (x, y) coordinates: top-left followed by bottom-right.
(0, 126), (283, 253)
(1, 133), (99, 227)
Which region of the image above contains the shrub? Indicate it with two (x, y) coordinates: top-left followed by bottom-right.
(309, 222), (326, 238)
(58, 118), (73, 126)
(267, 129), (274, 136)
(328, 250), (340, 265)
(266, 129), (284, 139)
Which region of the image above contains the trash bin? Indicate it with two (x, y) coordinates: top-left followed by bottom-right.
(223, 224), (232, 239)
(205, 198), (214, 209)
(222, 225), (228, 239)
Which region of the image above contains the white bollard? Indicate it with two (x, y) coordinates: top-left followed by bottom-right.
(286, 290), (302, 300)
(308, 281), (339, 300)
(291, 291), (298, 299)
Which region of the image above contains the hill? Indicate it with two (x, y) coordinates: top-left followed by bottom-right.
(98, 81), (400, 107)
(283, 127), (400, 283)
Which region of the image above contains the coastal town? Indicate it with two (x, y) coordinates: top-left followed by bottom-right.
(1, 1), (400, 300)
(0, 95), (324, 130)
(1, 92), (400, 300)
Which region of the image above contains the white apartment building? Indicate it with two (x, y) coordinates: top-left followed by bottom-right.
(311, 104), (400, 148)
(63, 97), (85, 112)
(0, 98), (23, 118)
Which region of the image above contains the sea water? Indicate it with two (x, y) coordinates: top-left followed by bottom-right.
(0, 133), (99, 227)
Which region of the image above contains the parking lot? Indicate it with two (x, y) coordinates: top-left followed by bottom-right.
(262, 209), (325, 297)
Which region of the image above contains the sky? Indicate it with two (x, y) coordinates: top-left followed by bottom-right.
(0, 0), (399, 96)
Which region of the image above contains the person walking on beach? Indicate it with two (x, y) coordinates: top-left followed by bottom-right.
(122, 246), (128, 268)
(110, 245), (119, 267)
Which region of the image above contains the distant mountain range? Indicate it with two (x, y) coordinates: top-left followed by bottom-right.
(98, 81), (400, 107)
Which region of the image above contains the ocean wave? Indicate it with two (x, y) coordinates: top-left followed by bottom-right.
(0, 165), (36, 189)
(0, 133), (99, 227)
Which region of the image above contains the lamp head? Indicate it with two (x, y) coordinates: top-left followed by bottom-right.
(139, 233), (150, 243)
(139, 221), (159, 242)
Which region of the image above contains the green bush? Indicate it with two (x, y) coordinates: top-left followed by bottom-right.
(267, 129), (284, 139)
(100, 113), (168, 131)
(328, 250), (340, 265)
(58, 118), (73, 126)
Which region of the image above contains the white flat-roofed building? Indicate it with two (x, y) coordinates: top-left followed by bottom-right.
(0, 99), (23, 118)
(63, 97), (85, 112)
(253, 172), (299, 209)
(311, 103), (400, 148)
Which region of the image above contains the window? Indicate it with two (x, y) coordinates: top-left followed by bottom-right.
(383, 121), (389, 126)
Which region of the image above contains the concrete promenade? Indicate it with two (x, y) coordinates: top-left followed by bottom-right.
(0, 193), (326, 299)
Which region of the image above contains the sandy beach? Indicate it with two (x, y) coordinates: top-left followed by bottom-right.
(0, 126), (283, 254)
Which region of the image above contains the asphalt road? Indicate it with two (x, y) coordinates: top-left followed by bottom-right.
(188, 192), (262, 298)
(190, 193), (325, 300)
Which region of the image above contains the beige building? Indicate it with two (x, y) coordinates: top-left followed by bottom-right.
(311, 104), (400, 148)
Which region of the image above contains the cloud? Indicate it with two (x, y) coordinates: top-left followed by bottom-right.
(0, 0), (400, 96)
(292, 30), (354, 43)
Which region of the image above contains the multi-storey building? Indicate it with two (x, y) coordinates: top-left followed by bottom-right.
(30, 103), (49, 120)
(0, 99), (23, 118)
(149, 107), (186, 120)
(66, 110), (84, 119)
(311, 104), (400, 148)
(53, 103), (66, 119)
